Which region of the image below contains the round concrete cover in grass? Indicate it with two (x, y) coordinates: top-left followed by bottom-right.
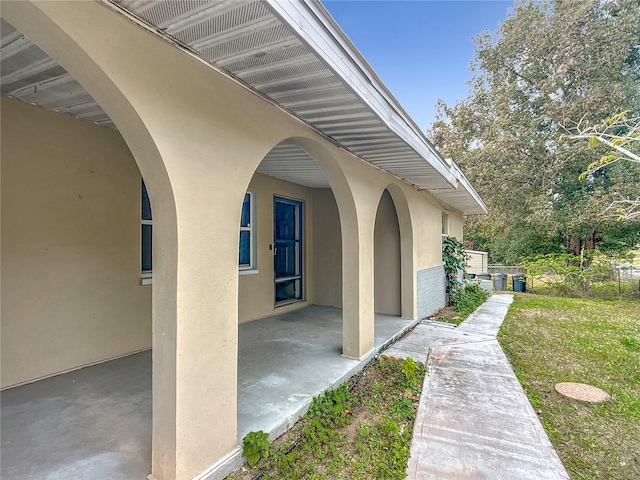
(555, 382), (611, 403)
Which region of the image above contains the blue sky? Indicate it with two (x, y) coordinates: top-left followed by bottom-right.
(322, 1), (514, 132)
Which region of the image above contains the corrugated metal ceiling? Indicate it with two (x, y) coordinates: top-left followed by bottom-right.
(0, 1), (487, 214)
(0, 19), (115, 128)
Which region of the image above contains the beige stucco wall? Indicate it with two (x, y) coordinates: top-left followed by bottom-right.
(449, 210), (464, 240)
(0, 97), (152, 389)
(1, 2), (470, 477)
(413, 191), (446, 270)
(374, 190), (401, 315)
(312, 188), (342, 308)
(238, 172), (314, 323)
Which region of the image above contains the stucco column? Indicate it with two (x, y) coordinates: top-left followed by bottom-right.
(150, 175), (245, 480)
(1, 3), (284, 479)
(340, 212), (375, 359)
(386, 184), (417, 320)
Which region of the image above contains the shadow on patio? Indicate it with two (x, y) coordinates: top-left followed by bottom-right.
(1, 305), (417, 479)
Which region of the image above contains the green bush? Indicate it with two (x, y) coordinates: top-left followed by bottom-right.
(443, 236), (469, 306)
(400, 357), (419, 381)
(451, 283), (487, 317)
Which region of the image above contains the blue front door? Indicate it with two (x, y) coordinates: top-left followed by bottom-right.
(274, 197), (302, 304)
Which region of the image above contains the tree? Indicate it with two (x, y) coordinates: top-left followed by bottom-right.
(563, 111), (640, 220)
(430, 0), (640, 263)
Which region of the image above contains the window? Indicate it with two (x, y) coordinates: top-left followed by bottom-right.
(141, 180), (152, 283)
(442, 212), (449, 236)
(239, 192), (257, 272)
(141, 186), (257, 280)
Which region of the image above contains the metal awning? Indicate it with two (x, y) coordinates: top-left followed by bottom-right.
(0, 0), (487, 215)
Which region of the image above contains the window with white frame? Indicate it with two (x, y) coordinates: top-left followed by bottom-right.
(141, 186), (257, 279)
(239, 192), (257, 271)
(442, 212), (449, 236)
(141, 180), (152, 282)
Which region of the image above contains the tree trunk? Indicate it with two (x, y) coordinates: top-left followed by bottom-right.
(567, 235), (581, 256)
(585, 229), (597, 250)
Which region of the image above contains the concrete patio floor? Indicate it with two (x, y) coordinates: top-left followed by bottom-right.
(1, 305), (415, 480)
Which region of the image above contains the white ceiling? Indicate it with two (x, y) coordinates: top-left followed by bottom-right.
(0, 0), (487, 214)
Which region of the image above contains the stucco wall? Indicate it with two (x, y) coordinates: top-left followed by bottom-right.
(1, 97), (152, 389)
(0, 2), (476, 476)
(238, 173), (315, 323)
(311, 188), (342, 308)
(374, 191), (401, 315)
(414, 191), (445, 270)
(449, 210), (464, 240)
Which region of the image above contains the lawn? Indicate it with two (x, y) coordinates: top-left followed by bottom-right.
(227, 357), (426, 480)
(498, 294), (640, 479)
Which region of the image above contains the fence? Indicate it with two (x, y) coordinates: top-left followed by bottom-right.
(487, 265), (526, 275)
(496, 263), (640, 297)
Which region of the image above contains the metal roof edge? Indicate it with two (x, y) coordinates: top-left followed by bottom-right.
(266, 0), (458, 188)
(448, 160), (489, 215)
(442, 158), (489, 215)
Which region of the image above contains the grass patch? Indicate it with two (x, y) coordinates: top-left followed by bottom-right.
(498, 293), (640, 479)
(227, 357), (426, 480)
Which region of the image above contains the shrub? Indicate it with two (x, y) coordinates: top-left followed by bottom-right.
(443, 236), (469, 306)
(451, 283), (487, 317)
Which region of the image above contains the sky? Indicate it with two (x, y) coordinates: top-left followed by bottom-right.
(322, 0), (514, 132)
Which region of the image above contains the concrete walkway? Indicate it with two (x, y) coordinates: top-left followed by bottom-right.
(385, 294), (570, 480)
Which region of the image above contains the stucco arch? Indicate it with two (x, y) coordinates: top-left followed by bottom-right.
(2, 2), (408, 477)
(285, 137), (374, 358)
(245, 135), (359, 218)
(374, 183), (416, 320)
(245, 136), (368, 358)
(279, 136), (359, 228)
(1, 3), (224, 480)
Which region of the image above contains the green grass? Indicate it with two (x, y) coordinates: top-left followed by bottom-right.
(498, 293), (640, 479)
(227, 357), (426, 480)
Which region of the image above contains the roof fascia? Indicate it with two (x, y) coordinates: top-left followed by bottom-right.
(449, 161), (489, 214)
(266, 0), (458, 188)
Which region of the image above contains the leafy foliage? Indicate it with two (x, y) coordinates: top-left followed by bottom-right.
(242, 430), (270, 467)
(520, 250), (634, 296)
(230, 358), (426, 479)
(453, 283), (488, 317)
(564, 111), (640, 221)
(400, 357), (420, 382)
(442, 235), (469, 305)
(308, 385), (353, 428)
(430, 0), (640, 263)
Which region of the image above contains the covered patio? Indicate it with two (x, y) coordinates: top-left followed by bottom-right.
(0, 306), (417, 480)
